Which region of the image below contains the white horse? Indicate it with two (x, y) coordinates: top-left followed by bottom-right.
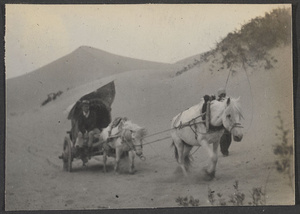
(171, 97), (243, 180)
(100, 118), (147, 174)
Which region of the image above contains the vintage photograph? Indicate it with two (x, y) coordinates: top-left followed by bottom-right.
(5, 4), (294, 210)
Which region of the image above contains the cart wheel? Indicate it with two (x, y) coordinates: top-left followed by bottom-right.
(63, 136), (73, 172)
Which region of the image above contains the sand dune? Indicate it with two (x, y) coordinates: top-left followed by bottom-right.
(6, 46), (172, 114)
(5, 43), (294, 210)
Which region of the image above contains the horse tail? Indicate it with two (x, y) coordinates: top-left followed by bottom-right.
(171, 140), (179, 162)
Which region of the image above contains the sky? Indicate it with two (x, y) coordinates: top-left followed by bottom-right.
(5, 4), (289, 79)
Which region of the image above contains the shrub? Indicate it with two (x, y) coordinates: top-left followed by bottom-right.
(207, 181), (266, 206)
(176, 181), (266, 207)
(174, 8), (291, 77)
(218, 8), (291, 71)
(273, 111), (294, 190)
(228, 180), (245, 206)
(175, 196), (200, 207)
(249, 187), (266, 206)
(41, 90), (63, 106)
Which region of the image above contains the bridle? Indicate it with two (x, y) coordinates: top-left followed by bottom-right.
(229, 122), (243, 132)
(121, 129), (146, 161)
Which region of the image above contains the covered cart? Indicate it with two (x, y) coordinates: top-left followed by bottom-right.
(59, 81), (115, 172)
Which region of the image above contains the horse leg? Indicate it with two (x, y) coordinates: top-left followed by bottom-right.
(207, 141), (219, 179)
(201, 140), (218, 180)
(114, 148), (121, 175)
(128, 150), (135, 174)
(103, 151), (107, 173)
(182, 143), (193, 172)
(178, 145), (188, 176)
(173, 136), (188, 177)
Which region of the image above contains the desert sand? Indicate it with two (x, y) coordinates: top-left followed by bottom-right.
(5, 44), (294, 210)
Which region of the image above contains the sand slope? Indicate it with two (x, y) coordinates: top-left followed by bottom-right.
(6, 46), (172, 115)
(5, 44), (294, 210)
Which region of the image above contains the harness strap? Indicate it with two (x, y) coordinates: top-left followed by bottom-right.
(205, 101), (211, 132)
(230, 123), (243, 132)
(174, 114), (204, 130)
(188, 118), (198, 139)
(111, 117), (123, 128)
(175, 114), (224, 136)
(108, 132), (121, 139)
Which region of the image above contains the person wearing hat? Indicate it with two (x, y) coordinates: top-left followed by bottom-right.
(75, 100), (101, 162)
(216, 88), (232, 156)
(217, 88), (227, 101)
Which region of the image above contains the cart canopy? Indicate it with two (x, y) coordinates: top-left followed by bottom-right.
(67, 81), (115, 133)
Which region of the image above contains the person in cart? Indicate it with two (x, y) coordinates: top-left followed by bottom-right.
(74, 100), (101, 161)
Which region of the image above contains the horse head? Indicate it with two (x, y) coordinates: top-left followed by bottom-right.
(221, 97), (244, 142)
(122, 121), (147, 158)
(210, 97), (243, 141)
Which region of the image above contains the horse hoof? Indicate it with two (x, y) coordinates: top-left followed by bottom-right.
(203, 174), (214, 181)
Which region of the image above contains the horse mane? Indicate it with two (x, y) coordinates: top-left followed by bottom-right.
(123, 121), (147, 138)
(228, 97), (244, 119)
(123, 120), (141, 131)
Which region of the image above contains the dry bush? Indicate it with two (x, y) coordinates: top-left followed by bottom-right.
(175, 196), (200, 207)
(176, 181), (266, 207)
(273, 111), (294, 191)
(175, 8), (291, 76)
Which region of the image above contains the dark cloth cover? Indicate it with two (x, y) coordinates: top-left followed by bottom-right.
(67, 81), (115, 141)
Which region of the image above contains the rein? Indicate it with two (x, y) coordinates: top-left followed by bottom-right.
(142, 113), (209, 139)
(173, 113), (224, 138)
(142, 122), (243, 147)
(142, 114), (220, 145)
